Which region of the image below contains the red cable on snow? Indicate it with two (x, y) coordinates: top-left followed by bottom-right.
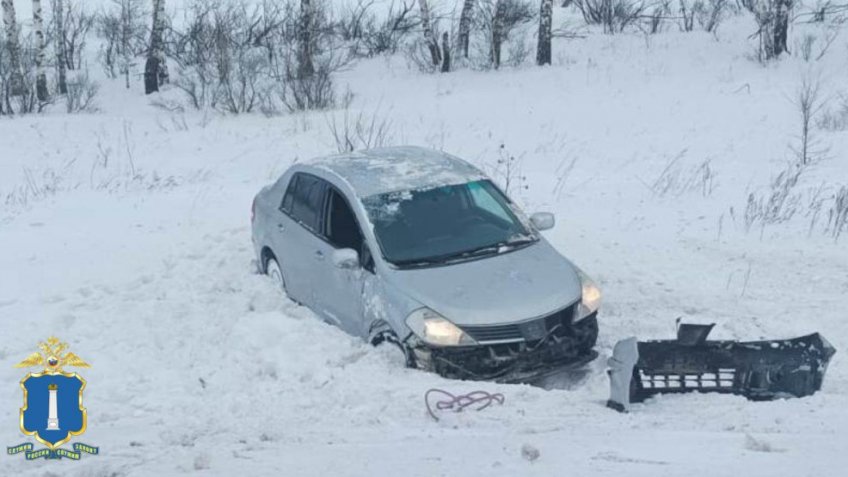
(425, 388), (505, 421)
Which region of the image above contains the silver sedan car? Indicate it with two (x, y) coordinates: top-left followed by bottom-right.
(251, 146), (601, 381)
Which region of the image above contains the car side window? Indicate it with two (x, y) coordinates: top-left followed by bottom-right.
(326, 188), (374, 272)
(283, 173), (327, 233)
(280, 175), (297, 213)
(326, 188), (362, 250)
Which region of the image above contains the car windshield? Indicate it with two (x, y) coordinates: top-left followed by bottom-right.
(362, 180), (536, 267)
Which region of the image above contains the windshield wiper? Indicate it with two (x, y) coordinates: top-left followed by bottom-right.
(392, 257), (447, 268)
(393, 247), (499, 268)
(393, 245), (501, 268)
(455, 245), (503, 259)
(502, 236), (537, 247)
(392, 236), (538, 269)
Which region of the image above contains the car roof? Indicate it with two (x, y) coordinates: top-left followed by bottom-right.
(306, 146), (486, 197)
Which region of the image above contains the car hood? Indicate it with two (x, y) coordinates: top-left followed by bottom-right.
(385, 240), (581, 326)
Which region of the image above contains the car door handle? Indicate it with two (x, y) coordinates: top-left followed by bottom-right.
(314, 250), (325, 261)
(276, 223), (285, 231)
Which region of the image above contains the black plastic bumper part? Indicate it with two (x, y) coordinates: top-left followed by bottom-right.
(607, 323), (836, 412)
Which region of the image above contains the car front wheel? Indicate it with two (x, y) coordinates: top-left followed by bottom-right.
(371, 328), (416, 369)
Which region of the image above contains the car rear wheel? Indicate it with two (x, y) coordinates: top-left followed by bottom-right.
(265, 257), (285, 293)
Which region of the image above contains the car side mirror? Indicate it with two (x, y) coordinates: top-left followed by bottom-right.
(530, 212), (555, 231)
(332, 248), (360, 269)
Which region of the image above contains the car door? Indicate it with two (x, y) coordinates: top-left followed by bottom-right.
(312, 186), (371, 337)
(275, 172), (329, 308)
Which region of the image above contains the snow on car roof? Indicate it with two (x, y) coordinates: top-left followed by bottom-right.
(308, 146), (486, 197)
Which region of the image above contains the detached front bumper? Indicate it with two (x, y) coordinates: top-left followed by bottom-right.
(606, 323), (837, 412)
(410, 314), (599, 382)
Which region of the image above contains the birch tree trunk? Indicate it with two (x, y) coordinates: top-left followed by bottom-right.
(144, 0), (167, 94)
(536, 0), (553, 65)
(156, 0), (168, 83)
(491, 0), (505, 69)
(120, 0), (131, 89)
(757, 7), (775, 60)
(32, 0), (47, 100)
(2, 0), (26, 96)
(417, 0), (440, 66)
(297, 0), (314, 79)
(53, 0), (67, 93)
(457, 0), (474, 58)
(773, 0), (791, 58)
(440, 31), (450, 72)
(745, 0), (788, 61)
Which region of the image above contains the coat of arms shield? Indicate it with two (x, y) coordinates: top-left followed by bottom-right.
(7, 337), (99, 460)
(20, 372), (87, 449)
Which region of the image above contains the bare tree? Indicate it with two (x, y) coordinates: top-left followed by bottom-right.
(645, 0), (669, 34)
(336, 0), (417, 57)
(368, 1), (416, 55)
(0, 41), (7, 114)
(335, 0), (373, 54)
(440, 31), (449, 71)
(169, 1), (219, 109)
(773, 0), (790, 56)
(458, 0), (474, 58)
(679, 0), (695, 31)
(52, 0), (67, 93)
(491, 0), (505, 68)
(478, 0), (533, 69)
(575, 0), (644, 33)
(536, 0), (553, 65)
(144, 0), (167, 94)
(169, 0), (344, 113)
(65, 71), (99, 112)
(369, 1), (416, 56)
(97, 0), (147, 88)
(2, 0), (25, 95)
(298, 0), (314, 78)
(61, 0), (94, 71)
(743, 0), (793, 61)
(698, 0), (726, 33)
(169, 0), (274, 112)
(273, 0), (348, 112)
(32, 0), (47, 100)
(793, 76), (825, 165)
(417, 0), (440, 65)
(1, 27), (42, 114)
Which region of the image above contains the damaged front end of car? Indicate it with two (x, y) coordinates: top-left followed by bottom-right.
(408, 312), (599, 383)
(402, 267), (603, 382)
(607, 322), (837, 412)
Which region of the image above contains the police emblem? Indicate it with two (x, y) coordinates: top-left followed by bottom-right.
(7, 337), (99, 460)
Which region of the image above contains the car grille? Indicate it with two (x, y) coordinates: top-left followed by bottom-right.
(460, 303), (577, 344)
(459, 323), (523, 342)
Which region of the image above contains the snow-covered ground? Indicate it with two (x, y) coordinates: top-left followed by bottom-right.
(2, 13), (848, 476)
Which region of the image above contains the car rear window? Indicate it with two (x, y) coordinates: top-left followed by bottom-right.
(282, 173), (326, 233)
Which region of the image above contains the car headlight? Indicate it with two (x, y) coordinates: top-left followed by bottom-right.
(575, 267), (602, 322)
(405, 308), (476, 347)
